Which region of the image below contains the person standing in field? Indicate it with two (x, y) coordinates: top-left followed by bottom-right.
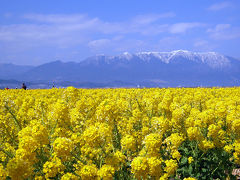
(22, 83), (27, 90)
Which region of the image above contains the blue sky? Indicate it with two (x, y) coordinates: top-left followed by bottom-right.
(0, 0), (240, 65)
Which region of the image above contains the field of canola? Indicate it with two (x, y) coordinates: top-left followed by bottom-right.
(0, 87), (240, 180)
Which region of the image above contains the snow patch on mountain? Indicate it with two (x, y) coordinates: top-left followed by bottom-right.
(87, 50), (231, 68)
(128, 50), (230, 68)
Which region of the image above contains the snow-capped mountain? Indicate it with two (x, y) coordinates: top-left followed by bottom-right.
(1, 50), (240, 87)
(136, 50), (231, 68)
(84, 50), (231, 68)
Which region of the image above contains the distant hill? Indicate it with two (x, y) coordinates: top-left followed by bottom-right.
(1, 50), (240, 88)
(0, 63), (33, 79)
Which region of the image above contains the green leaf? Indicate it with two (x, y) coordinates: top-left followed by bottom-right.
(188, 165), (193, 174)
(181, 157), (188, 164)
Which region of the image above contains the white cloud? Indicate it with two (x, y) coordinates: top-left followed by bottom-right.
(213, 24), (231, 31)
(23, 14), (92, 24)
(156, 37), (181, 51)
(87, 38), (147, 54)
(132, 12), (175, 25)
(194, 40), (209, 47)
(207, 2), (233, 11)
(0, 13), (202, 43)
(113, 39), (145, 52)
(207, 24), (240, 40)
(0, 15), (100, 47)
(0, 12), (209, 64)
(193, 39), (216, 51)
(21, 13), (174, 35)
(0, 12), (178, 47)
(88, 39), (111, 49)
(97, 13), (174, 35)
(169, 23), (204, 34)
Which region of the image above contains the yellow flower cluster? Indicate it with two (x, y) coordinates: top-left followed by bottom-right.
(53, 137), (74, 161)
(0, 87), (240, 179)
(43, 156), (65, 179)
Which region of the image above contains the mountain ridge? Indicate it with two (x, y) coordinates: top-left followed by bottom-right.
(83, 50), (232, 69)
(1, 50), (240, 88)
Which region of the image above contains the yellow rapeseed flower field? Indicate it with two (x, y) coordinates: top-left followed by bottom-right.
(0, 87), (240, 179)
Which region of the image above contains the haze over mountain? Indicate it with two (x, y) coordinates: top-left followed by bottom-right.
(1, 50), (240, 88)
(0, 64), (33, 79)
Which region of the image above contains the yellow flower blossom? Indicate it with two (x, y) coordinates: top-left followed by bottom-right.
(61, 173), (78, 180)
(43, 156), (65, 179)
(121, 134), (136, 151)
(148, 157), (162, 178)
(0, 87), (240, 179)
(53, 137), (74, 161)
(164, 159), (178, 176)
(188, 157), (194, 164)
(80, 164), (98, 180)
(131, 156), (149, 179)
(99, 165), (115, 180)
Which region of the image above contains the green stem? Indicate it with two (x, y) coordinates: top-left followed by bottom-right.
(0, 147), (14, 158)
(3, 123), (17, 146)
(4, 104), (22, 130)
(211, 161), (221, 175)
(71, 153), (86, 164)
(50, 118), (58, 135)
